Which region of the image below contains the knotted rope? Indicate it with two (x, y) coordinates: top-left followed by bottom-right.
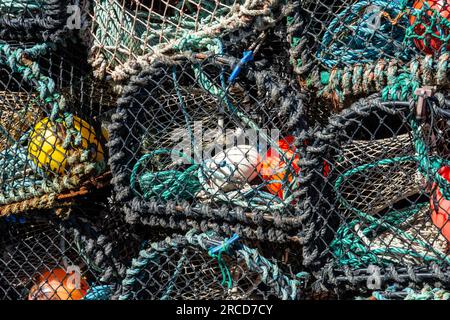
(317, 0), (413, 68)
(300, 1), (450, 103)
(89, 0), (280, 83)
(0, 0), (72, 42)
(130, 48), (302, 211)
(117, 229), (307, 300)
(330, 97), (450, 268)
(0, 42), (106, 211)
(364, 285), (450, 300)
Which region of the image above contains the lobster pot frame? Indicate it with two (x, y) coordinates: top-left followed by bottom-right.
(0, 42), (117, 216)
(108, 55), (309, 242)
(0, 213), (125, 300)
(300, 94), (450, 293)
(292, 0), (450, 108)
(113, 229), (307, 300)
(86, 0), (288, 83)
(0, 0), (75, 42)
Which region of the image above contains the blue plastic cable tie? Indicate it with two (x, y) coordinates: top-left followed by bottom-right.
(228, 51), (254, 84)
(208, 234), (240, 255)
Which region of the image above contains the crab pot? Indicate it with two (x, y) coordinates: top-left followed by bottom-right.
(359, 284), (450, 300)
(291, 0), (450, 109)
(108, 54), (309, 243)
(0, 0), (74, 42)
(86, 0), (288, 82)
(113, 230), (306, 300)
(299, 93), (450, 293)
(65, 195), (178, 270)
(0, 213), (125, 300)
(0, 42), (117, 215)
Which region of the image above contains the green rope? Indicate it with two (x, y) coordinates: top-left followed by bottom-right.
(312, 2), (450, 103)
(375, 1), (450, 101)
(160, 248), (188, 300)
(405, 1), (450, 52)
(119, 230), (304, 300)
(0, 42), (106, 206)
(364, 285), (450, 300)
(193, 44), (302, 203)
(130, 149), (201, 201)
(93, 0), (237, 69)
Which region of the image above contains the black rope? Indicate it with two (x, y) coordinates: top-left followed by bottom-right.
(108, 53), (309, 243)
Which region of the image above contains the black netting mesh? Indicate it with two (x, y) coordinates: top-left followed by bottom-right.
(0, 41), (116, 215)
(2, 0), (450, 301)
(112, 229), (308, 300)
(108, 53), (308, 242)
(0, 212), (126, 300)
(300, 93), (450, 293)
(291, 0), (450, 109)
(0, 0), (76, 42)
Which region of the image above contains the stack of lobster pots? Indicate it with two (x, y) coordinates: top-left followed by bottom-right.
(0, 0), (449, 300)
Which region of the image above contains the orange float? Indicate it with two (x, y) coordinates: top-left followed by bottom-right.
(28, 268), (90, 300)
(258, 136), (300, 199)
(430, 166), (450, 242)
(410, 0), (450, 54)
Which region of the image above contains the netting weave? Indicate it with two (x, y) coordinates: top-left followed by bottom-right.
(0, 0), (75, 42)
(300, 93), (450, 293)
(86, 0), (288, 84)
(108, 53), (310, 242)
(0, 213), (125, 300)
(112, 229), (308, 300)
(0, 41), (115, 215)
(4, 0), (450, 302)
(292, 0), (450, 108)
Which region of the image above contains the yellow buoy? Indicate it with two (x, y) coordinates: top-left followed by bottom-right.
(28, 116), (105, 175)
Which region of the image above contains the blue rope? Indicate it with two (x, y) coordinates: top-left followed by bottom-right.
(317, 0), (414, 68)
(3, 215), (26, 224)
(83, 285), (114, 300)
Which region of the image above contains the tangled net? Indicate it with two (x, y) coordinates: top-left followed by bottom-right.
(87, 0), (287, 84)
(0, 0), (76, 42)
(0, 41), (116, 215)
(0, 213), (125, 300)
(112, 229), (308, 300)
(292, 0), (450, 106)
(4, 0), (450, 301)
(299, 93), (450, 291)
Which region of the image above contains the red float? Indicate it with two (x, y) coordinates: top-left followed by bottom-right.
(410, 0), (450, 54)
(258, 136), (300, 199)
